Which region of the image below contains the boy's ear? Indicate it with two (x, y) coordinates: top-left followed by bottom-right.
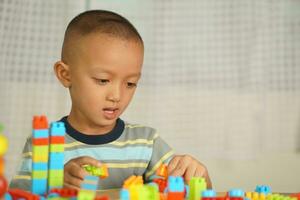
(53, 61), (72, 88)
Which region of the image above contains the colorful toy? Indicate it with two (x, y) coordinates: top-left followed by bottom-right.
(32, 116), (50, 195)
(83, 164), (109, 179)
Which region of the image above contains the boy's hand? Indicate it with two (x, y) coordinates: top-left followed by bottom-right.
(64, 156), (102, 190)
(168, 155), (212, 189)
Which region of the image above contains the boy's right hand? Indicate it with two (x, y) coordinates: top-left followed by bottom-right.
(64, 156), (102, 190)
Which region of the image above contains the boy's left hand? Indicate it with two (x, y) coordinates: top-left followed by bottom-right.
(168, 154), (212, 189)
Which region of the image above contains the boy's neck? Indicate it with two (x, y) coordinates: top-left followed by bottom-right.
(67, 112), (116, 135)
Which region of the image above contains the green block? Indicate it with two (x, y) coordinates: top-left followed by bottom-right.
(49, 170), (63, 178)
(33, 145), (49, 154)
(50, 144), (64, 152)
(48, 177), (63, 187)
(32, 170), (48, 179)
(189, 177), (207, 200)
(78, 190), (96, 200)
(138, 185), (159, 200)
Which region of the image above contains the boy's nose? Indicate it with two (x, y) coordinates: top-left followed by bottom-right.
(107, 86), (121, 103)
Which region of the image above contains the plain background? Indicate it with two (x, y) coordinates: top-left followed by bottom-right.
(0, 0), (300, 192)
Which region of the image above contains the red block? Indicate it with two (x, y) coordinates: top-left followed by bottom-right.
(167, 191), (185, 200)
(94, 195), (109, 200)
(291, 193), (300, 200)
(32, 138), (49, 145)
(0, 176), (8, 198)
(153, 178), (167, 193)
(33, 116), (48, 129)
(50, 136), (65, 144)
(8, 188), (40, 200)
(49, 188), (78, 197)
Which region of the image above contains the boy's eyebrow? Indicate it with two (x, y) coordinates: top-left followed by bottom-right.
(90, 68), (141, 78)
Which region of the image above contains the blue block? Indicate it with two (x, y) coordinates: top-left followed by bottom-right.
(202, 189), (217, 197)
(168, 176), (184, 192)
(32, 129), (49, 138)
(84, 175), (98, 182)
(32, 179), (47, 195)
(81, 183), (98, 191)
(50, 122), (66, 136)
(49, 152), (64, 170)
(228, 189), (244, 197)
(32, 162), (48, 171)
(255, 185), (271, 195)
(4, 193), (12, 200)
(120, 189), (129, 200)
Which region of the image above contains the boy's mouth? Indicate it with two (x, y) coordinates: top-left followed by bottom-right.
(102, 107), (119, 119)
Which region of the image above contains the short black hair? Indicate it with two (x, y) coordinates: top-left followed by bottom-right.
(62, 10), (143, 62)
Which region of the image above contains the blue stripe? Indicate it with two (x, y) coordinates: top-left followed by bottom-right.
(32, 162), (48, 171)
(20, 158), (32, 172)
(32, 130), (49, 138)
(64, 146), (152, 162)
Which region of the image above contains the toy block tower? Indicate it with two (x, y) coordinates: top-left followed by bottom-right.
(78, 175), (99, 200)
(31, 116), (49, 195)
(48, 122), (65, 190)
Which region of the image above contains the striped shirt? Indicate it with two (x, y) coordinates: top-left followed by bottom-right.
(9, 117), (174, 191)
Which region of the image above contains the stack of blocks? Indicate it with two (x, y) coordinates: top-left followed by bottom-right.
(32, 116), (50, 195)
(78, 175), (99, 200)
(48, 122), (65, 191)
(31, 116), (66, 195)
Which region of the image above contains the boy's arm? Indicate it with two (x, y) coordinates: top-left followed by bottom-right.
(9, 137), (32, 191)
(144, 133), (174, 182)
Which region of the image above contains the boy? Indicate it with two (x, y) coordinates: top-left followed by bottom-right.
(10, 10), (212, 190)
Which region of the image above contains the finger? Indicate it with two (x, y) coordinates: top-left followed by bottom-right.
(167, 156), (181, 174)
(184, 164), (197, 184)
(67, 163), (89, 180)
(194, 165), (206, 177)
(64, 181), (81, 191)
(73, 156), (102, 167)
(64, 172), (84, 188)
(169, 157), (190, 177)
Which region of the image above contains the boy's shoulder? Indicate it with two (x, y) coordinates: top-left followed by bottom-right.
(122, 121), (159, 141)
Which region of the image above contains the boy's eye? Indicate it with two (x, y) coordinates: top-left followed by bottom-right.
(96, 79), (109, 85)
(127, 82), (137, 88)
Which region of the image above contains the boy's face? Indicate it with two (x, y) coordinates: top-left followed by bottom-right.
(64, 33), (143, 133)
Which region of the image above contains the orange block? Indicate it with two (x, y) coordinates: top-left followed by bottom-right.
(123, 175), (143, 189)
(33, 116), (49, 129)
(156, 164), (168, 179)
(0, 158), (3, 176)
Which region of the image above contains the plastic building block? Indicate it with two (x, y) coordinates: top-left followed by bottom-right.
(156, 164), (168, 180)
(123, 175), (143, 189)
(0, 134), (8, 156)
(94, 195), (109, 200)
(8, 188), (40, 200)
(33, 116), (49, 129)
(81, 175), (99, 191)
(255, 185), (271, 195)
(77, 190), (96, 200)
(120, 189), (130, 200)
(50, 122), (66, 136)
(167, 191), (185, 200)
(290, 193), (300, 200)
(0, 158), (4, 176)
(152, 178), (167, 193)
(168, 176), (184, 192)
(202, 189), (217, 197)
(228, 189), (244, 197)
(49, 188), (78, 198)
(4, 192), (12, 200)
(139, 185), (159, 200)
(189, 177), (207, 200)
(83, 164), (109, 179)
